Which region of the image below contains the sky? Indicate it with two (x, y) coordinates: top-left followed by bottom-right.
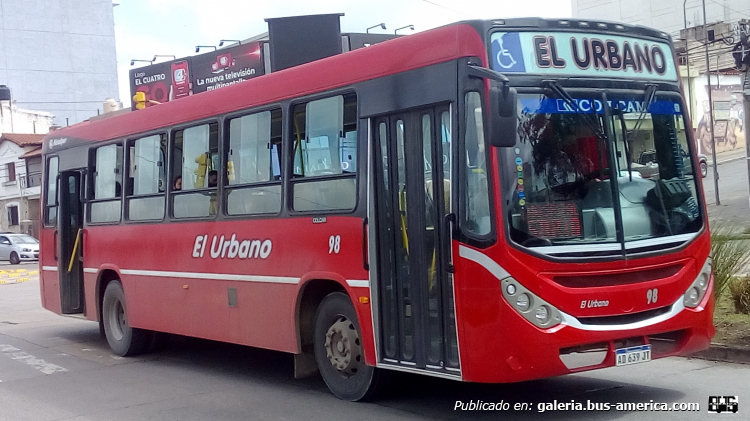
(112, 0), (572, 102)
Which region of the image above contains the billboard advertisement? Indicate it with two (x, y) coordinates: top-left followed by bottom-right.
(129, 42), (264, 110)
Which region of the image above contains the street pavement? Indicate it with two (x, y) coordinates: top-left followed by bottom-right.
(1, 153), (749, 420)
(702, 148), (750, 227)
(1, 265), (749, 420)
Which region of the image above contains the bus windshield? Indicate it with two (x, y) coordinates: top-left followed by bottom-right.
(501, 93), (702, 255)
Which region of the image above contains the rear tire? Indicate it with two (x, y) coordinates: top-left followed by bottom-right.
(102, 281), (150, 356)
(314, 292), (384, 401)
(9, 252), (19, 265)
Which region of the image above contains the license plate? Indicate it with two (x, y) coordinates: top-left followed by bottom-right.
(615, 344), (651, 366)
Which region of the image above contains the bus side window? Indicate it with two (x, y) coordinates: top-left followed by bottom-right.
(126, 134), (166, 221)
(225, 108), (282, 216)
(291, 93), (357, 212)
(89, 143), (123, 223)
(463, 92), (491, 236)
(44, 156), (59, 227)
(171, 122), (219, 218)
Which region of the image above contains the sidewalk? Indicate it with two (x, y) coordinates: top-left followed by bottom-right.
(706, 148), (747, 166)
(695, 148), (750, 365)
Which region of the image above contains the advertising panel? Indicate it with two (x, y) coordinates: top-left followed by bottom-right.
(191, 42), (264, 94)
(130, 61), (173, 109)
(128, 42), (264, 109)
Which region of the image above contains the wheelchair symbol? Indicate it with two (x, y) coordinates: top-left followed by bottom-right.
(496, 37), (517, 69)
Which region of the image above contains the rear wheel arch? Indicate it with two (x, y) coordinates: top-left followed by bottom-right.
(96, 269), (122, 337)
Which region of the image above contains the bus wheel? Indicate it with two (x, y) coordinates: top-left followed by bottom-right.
(102, 281), (150, 357)
(314, 292), (383, 401)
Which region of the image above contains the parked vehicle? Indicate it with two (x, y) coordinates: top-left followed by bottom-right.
(638, 149), (708, 178)
(698, 154), (708, 178)
(0, 233), (39, 264)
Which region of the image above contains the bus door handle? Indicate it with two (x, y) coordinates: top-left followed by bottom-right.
(53, 230), (58, 261)
(362, 217), (369, 271)
(442, 213), (455, 273)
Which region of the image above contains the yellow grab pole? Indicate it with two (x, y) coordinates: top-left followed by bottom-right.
(67, 229), (82, 273)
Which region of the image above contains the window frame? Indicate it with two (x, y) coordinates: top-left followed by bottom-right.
(43, 155), (59, 228)
(6, 162), (16, 182)
(87, 140), (124, 225)
(223, 106), (284, 218)
(168, 119), (221, 221)
(124, 132), (168, 223)
(457, 85), (496, 245)
(287, 90), (360, 215)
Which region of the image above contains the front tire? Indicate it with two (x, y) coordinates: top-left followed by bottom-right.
(9, 252), (19, 265)
(102, 281), (150, 356)
(700, 161), (708, 178)
(314, 292), (384, 401)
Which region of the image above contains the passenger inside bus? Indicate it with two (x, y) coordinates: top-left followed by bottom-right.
(173, 176), (182, 190)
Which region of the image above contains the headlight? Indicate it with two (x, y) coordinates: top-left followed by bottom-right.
(535, 305), (550, 324)
(516, 293), (531, 312)
(502, 278), (562, 328)
(684, 257), (712, 308)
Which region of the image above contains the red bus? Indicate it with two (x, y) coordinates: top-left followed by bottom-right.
(40, 17), (713, 401)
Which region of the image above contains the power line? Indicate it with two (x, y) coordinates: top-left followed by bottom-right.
(419, 0), (478, 19)
(706, 0), (750, 21)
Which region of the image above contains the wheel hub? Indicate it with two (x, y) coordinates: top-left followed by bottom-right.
(324, 315), (362, 377)
(108, 300), (126, 341)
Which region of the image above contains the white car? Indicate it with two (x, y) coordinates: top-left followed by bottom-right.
(0, 233), (39, 264)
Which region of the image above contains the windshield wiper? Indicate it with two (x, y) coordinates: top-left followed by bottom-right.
(544, 80), (606, 142)
(625, 84), (658, 145)
(616, 84), (657, 182)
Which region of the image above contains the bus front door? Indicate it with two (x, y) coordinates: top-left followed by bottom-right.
(58, 170), (85, 314)
(373, 107), (460, 373)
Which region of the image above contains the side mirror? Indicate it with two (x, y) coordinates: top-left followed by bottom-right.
(489, 82), (518, 147)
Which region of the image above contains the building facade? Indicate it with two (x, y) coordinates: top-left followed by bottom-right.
(572, 0), (749, 155)
(0, 0), (118, 126)
(0, 134), (44, 237)
(572, 0), (748, 37)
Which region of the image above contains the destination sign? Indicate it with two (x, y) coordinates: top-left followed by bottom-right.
(520, 98), (682, 115)
(490, 31), (677, 80)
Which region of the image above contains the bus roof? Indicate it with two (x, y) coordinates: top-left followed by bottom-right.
(43, 22), (486, 150)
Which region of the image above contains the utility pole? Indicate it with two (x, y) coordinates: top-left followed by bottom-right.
(683, 1), (694, 125)
(744, 71), (750, 209)
(703, 0), (720, 205)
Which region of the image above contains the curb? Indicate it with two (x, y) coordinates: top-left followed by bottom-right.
(709, 156), (746, 167)
(689, 344), (750, 365)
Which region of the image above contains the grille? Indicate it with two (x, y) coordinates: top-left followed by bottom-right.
(554, 264), (682, 288)
(577, 305), (671, 326)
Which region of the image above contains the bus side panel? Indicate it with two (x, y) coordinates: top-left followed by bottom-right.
(127, 275), (299, 353)
(83, 216), (366, 354)
(83, 272), (98, 320)
(39, 227), (62, 314)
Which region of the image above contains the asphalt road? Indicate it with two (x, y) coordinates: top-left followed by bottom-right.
(0, 265), (748, 421)
(702, 155), (750, 226)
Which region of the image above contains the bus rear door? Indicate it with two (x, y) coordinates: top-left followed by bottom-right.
(57, 170), (85, 314)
